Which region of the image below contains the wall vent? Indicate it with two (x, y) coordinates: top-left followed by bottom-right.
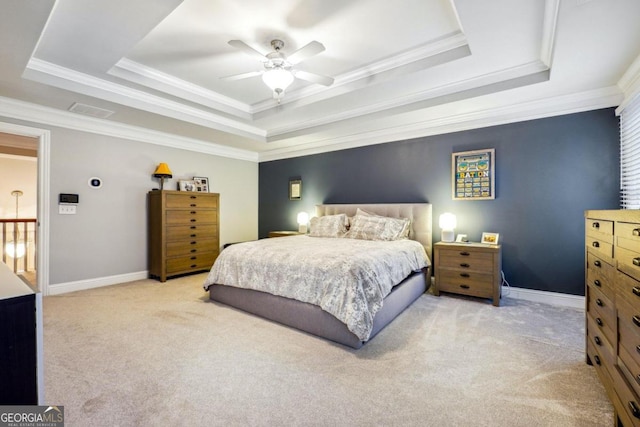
(68, 102), (114, 119)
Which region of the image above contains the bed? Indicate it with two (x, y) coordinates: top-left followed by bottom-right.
(203, 203), (432, 348)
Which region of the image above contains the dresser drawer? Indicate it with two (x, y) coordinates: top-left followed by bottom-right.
(613, 364), (640, 427)
(166, 252), (217, 274)
(587, 340), (614, 399)
(166, 239), (218, 257)
(166, 209), (218, 225)
(587, 283), (616, 333)
(587, 314), (615, 367)
(619, 318), (640, 400)
(586, 218), (614, 240)
(437, 270), (494, 298)
(618, 246), (640, 283)
(617, 271), (640, 312)
(165, 193), (218, 209)
(165, 224), (218, 241)
(437, 249), (494, 272)
(587, 253), (616, 300)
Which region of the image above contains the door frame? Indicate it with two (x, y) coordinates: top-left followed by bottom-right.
(0, 121), (50, 295)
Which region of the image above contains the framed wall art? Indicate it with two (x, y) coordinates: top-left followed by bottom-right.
(289, 179), (302, 200)
(452, 148), (495, 200)
(193, 176), (209, 192)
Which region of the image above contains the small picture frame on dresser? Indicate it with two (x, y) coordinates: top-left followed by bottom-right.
(193, 176), (209, 192)
(481, 232), (499, 244)
(178, 180), (196, 191)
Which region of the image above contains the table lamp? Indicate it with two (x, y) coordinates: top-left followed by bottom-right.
(153, 163), (172, 190)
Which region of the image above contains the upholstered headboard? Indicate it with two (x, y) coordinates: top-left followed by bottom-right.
(315, 203), (433, 261)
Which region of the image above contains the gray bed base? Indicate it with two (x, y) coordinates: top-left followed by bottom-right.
(208, 268), (429, 349)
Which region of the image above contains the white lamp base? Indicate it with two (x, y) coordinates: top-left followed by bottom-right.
(298, 224), (307, 234)
(441, 230), (455, 242)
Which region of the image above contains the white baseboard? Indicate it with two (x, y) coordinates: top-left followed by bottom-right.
(48, 271), (148, 295)
(504, 285), (585, 310)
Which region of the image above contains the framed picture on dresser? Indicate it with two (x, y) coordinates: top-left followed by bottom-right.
(193, 176), (209, 192)
(178, 180), (196, 191)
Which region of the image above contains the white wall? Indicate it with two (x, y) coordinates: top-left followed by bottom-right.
(0, 117), (258, 288)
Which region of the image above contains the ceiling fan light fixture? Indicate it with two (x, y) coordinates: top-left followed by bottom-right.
(262, 67), (294, 97)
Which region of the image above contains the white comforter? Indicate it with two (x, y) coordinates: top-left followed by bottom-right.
(203, 235), (430, 341)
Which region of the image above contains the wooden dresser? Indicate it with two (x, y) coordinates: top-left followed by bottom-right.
(148, 190), (220, 282)
(433, 242), (502, 306)
(585, 209), (640, 426)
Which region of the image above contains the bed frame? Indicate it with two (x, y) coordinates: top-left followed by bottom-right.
(207, 203), (432, 349)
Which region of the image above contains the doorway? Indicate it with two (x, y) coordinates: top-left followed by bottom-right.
(0, 121), (50, 295)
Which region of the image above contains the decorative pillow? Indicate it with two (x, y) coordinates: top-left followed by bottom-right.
(309, 214), (348, 237)
(345, 210), (410, 241)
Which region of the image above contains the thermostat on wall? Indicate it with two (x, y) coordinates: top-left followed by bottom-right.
(59, 193), (79, 204)
(88, 177), (102, 189)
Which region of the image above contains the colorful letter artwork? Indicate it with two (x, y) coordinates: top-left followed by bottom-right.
(452, 149), (495, 200)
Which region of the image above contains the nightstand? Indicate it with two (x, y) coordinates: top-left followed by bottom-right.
(434, 242), (502, 306)
(268, 231), (303, 238)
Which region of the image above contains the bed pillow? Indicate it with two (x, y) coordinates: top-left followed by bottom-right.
(309, 214), (348, 237)
(354, 209), (411, 239)
(345, 211), (410, 241)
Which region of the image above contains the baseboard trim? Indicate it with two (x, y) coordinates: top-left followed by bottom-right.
(504, 286), (584, 310)
(48, 271), (148, 295)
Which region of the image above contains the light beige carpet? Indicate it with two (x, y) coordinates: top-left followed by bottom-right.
(43, 274), (612, 426)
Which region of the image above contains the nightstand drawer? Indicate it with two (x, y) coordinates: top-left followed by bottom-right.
(587, 253), (615, 300)
(437, 271), (494, 298)
(437, 249), (494, 271)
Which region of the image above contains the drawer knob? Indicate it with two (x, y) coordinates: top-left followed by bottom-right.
(633, 315), (640, 328)
(190, 211), (196, 214)
(190, 195), (197, 199)
(190, 234), (196, 238)
(634, 258), (640, 267)
(594, 279), (601, 287)
(459, 284), (470, 289)
(594, 355), (601, 365)
(634, 228), (640, 236)
(191, 256), (197, 260)
(190, 219), (197, 222)
(636, 345), (640, 355)
(460, 273), (470, 278)
(460, 263), (470, 268)
(592, 222), (600, 229)
(596, 318), (603, 327)
(596, 298), (603, 307)
(594, 260), (601, 268)
(630, 401), (640, 419)
(592, 241), (600, 248)
(594, 336), (602, 346)
(190, 249), (197, 253)
(459, 251), (470, 256)
(191, 264), (197, 268)
(190, 204), (196, 207)
(191, 241), (197, 245)
(634, 287), (640, 297)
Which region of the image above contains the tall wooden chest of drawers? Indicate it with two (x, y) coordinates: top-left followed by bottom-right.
(148, 190), (219, 282)
(585, 210), (640, 426)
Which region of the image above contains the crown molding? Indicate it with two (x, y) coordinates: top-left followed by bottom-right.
(540, 0), (560, 67)
(110, 58), (253, 119)
(266, 60), (549, 139)
(616, 52), (640, 114)
(0, 95), (259, 162)
(23, 58), (266, 141)
(258, 86), (622, 162)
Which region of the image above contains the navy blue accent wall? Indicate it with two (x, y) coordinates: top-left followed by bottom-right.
(259, 108), (620, 295)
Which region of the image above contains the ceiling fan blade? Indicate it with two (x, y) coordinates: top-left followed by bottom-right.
(220, 70), (263, 81)
(228, 40), (267, 61)
(294, 70), (334, 86)
(287, 41), (325, 65)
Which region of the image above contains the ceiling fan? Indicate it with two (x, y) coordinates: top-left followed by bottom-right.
(222, 39), (335, 102)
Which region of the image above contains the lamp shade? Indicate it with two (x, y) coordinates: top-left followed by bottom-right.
(439, 212), (457, 242)
(153, 163), (173, 178)
(262, 68), (294, 93)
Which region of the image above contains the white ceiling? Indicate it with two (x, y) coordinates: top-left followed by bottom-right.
(1, 0), (640, 161)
